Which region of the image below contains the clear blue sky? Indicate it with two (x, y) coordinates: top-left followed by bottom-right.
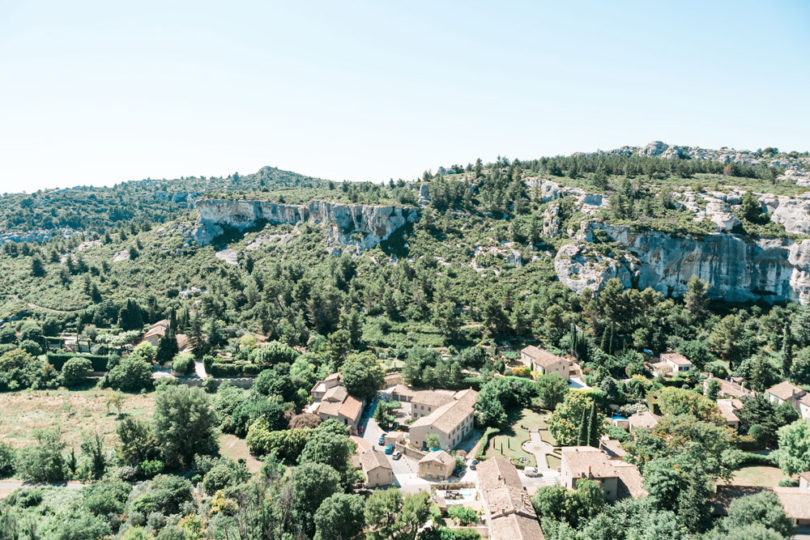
(1, 1), (808, 193)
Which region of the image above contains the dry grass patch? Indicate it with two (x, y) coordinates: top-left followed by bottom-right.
(729, 466), (785, 488)
(0, 389), (155, 451)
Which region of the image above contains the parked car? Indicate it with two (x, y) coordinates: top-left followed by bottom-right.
(469, 459), (478, 470)
(357, 424), (365, 435)
(392, 451), (402, 460)
(378, 434), (387, 446)
(385, 445), (394, 455)
(524, 467), (542, 477)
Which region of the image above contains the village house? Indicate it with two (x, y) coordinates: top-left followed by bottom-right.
(702, 375), (755, 399)
(310, 373), (365, 434)
(520, 346), (571, 380)
(410, 389), (456, 419)
(142, 319), (190, 352)
(417, 450), (456, 481)
(477, 457), (545, 540)
(626, 410), (660, 433)
(766, 381), (810, 419)
(650, 352), (692, 377)
(359, 449), (393, 488)
(409, 389), (477, 451)
(716, 398), (743, 430)
(561, 446), (646, 502)
(713, 481), (810, 530)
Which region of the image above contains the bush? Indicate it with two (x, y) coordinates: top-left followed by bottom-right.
(171, 352), (195, 376)
(105, 357), (153, 392)
(0, 441), (15, 478)
(8, 487), (43, 508)
(47, 353), (110, 372)
(448, 505), (479, 525)
(201, 461), (248, 495)
(475, 427), (500, 460)
(81, 479), (132, 516)
(61, 356), (93, 387)
(130, 474), (193, 515)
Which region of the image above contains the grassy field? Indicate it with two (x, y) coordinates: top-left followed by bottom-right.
(0, 389), (155, 451)
(729, 466), (784, 488)
(219, 434), (262, 473)
(546, 455), (561, 469)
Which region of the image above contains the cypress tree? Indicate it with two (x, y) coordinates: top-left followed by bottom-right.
(586, 402), (598, 446)
(577, 407), (588, 446)
(782, 323), (794, 377)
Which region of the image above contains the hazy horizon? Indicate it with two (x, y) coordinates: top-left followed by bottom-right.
(2, 1), (809, 193)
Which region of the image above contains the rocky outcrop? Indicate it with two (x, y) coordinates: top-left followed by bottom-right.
(555, 223), (810, 304)
(192, 199), (419, 250)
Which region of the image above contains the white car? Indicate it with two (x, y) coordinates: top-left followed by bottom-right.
(524, 467), (542, 477)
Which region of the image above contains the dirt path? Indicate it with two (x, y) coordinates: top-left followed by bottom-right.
(11, 295), (81, 314)
(0, 480), (85, 499)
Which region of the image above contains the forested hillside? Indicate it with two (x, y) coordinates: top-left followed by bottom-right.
(1, 142), (810, 539)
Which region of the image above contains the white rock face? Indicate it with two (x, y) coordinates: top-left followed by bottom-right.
(553, 243), (635, 294)
(192, 199), (419, 250)
(765, 196), (810, 235)
(556, 223), (810, 304)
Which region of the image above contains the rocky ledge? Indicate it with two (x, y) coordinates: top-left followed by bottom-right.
(191, 199), (419, 251)
(555, 223), (810, 304)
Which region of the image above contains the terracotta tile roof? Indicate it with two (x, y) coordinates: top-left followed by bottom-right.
(360, 449), (391, 474)
(410, 389), (477, 434)
(144, 319), (169, 339)
(599, 438), (627, 458)
(317, 399), (342, 418)
(713, 485), (810, 521)
(773, 487), (810, 521)
(627, 410), (659, 430)
(489, 513), (545, 540)
(562, 446), (646, 499)
(175, 333), (190, 350)
(350, 436), (371, 454)
(339, 395), (364, 422)
(717, 399), (742, 424)
(323, 386), (348, 403)
(477, 458), (544, 540)
(391, 384), (415, 399)
(766, 381), (805, 401)
(411, 389), (455, 408)
(561, 446), (617, 479)
(661, 352), (691, 366)
(613, 461), (648, 499)
(706, 376), (755, 399)
(419, 450), (455, 467)
(521, 346), (566, 368)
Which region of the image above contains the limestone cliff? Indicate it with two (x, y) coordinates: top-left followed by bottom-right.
(555, 223), (810, 304)
(192, 199), (419, 251)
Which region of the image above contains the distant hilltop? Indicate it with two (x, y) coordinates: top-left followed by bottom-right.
(586, 141), (810, 173)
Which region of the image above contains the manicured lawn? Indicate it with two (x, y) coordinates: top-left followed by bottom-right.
(0, 388), (155, 451)
(484, 408), (553, 467)
(729, 466), (784, 488)
(546, 455), (561, 469)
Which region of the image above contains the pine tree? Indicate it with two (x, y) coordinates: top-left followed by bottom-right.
(677, 474), (710, 533)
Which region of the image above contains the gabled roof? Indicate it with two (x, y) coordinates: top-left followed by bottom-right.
(521, 346), (566, 368)
(717, 399), (741, 424)
(561, 446), (617, 479)
(477, 457), (544, 540)
(661, 352), (691, 366)
(360, 450), (391, 473)
(627, 410), (659, 429)
(144, 319), (169, 339)
(766, 381), (805, 401)
(410, 389), (477, 434)
(338, 395), (364, 422)
(323, 385), (348, 403)
(419, 450), (455, 467)
(411, 390), (454, 408)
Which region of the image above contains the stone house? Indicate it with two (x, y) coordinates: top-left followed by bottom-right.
(409, 389), (477, 450)
(520, 346), (571, 380)
(418, 450), (455, 481)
